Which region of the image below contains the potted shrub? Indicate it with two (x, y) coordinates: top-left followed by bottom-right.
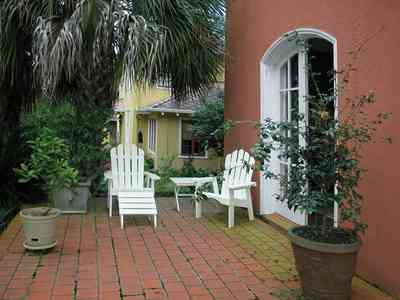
(52, 100), (111, 212)
(15, 128), (78, 250)
(20, 98), (111, 213)
(253, 63), (391, 299)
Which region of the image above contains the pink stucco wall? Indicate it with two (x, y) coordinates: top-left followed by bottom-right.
(225, 0), (400, 296)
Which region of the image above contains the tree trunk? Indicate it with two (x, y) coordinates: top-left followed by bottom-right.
(0, 89), (23, 205)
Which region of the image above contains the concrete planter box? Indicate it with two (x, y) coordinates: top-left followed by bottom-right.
(53, 181), (91, 214)
(20, 207), (60, 250)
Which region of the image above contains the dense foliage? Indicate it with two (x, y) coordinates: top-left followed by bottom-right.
(253, 53), (391, 240)
(15, 128), (79, 194)
(20, 98), (111, 188)
(192, 91), (233, 157)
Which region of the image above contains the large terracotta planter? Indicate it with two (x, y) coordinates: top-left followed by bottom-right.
(288, 226), (360, 300)
(20, 207), (60, 250)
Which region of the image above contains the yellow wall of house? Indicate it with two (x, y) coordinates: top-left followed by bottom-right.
(137, 113), (221, 171)
(118, 78), (224, 172)
(119, 85), (171, 144)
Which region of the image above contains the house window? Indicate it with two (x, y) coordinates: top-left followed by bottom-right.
(148, 119), (156, 153)
(180, 120), (206, 157)
(137, 131), (143, 144)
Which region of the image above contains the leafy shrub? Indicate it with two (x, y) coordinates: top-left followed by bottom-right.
(68, 100), (111, 182)
(155, 156), (180, 197)
(180, 159), (209, 177)
(144, 156), (155, 171)
(15, 128), (79, 195)
(192, 90), (234, 157)
(20, 98), (75, 160)
(253, 45), (391, 240)
(20, 97), (111, 191)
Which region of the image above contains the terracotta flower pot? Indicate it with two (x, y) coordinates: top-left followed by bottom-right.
(20, 207), (60, 250)
(288, 226), (360, 300)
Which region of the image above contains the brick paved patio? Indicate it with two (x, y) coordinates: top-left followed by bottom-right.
(0, 197), (394, 300)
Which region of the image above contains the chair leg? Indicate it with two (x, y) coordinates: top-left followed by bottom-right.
(120, 214), (124, 229)
(109, 194), (112, 217)
(108, 181), (112, 217)
(154, 214), (157, 228)
(246, 189), (255, 221)
(195, 199), (202, 218)
(228, 190), (235, 228)
(175, 187), (180, 212)
(228, 205), (235, 228)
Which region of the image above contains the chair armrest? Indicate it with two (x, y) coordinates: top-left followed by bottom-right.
(228, 182), (256, 191)
(144, 171), (161, 181)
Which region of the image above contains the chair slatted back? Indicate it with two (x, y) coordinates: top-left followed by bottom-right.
(111, 144), (144, 191)
(221, 149), (255, 199)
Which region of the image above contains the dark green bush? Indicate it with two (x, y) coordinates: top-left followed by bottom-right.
(15, 128), (79, 194)
(20, 98), (111, 192)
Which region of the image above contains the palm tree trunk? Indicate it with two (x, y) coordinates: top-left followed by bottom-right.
(0, 89), (23, 202)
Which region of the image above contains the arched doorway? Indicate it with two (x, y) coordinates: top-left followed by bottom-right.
(259, 28), (337, 225)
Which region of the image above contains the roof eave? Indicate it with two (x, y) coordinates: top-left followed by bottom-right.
(136, 108), (194, 114)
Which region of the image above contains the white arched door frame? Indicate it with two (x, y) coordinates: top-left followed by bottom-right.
(259, 28), (338, 225)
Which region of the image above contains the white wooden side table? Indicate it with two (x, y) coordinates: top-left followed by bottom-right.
(170, 177), (215, 217)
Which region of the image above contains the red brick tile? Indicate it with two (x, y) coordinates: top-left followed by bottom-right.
(164, 282), (186, 292)
(7, 278), (32, 289)
(233, 290), (256, 300)
(226, 281), (248, 291)
(99, 291), (121, 299)
(142, 279), (162, 289)
(203, 279), (225, 289)
(99, 281), (120, 292)
(124, 296), (145, 300)
(191, 296), (214, 300)
(53, 285), (75, 296)
(3, 288), (27, 299)
(209, 287), (233, 298)
(166, 291), (191, 300)
(77, 288), (98, 299)
(78, 279), (97, 289)
(51, 295), (74, 300)
(219, 273), (240, 283)
(144, 288), (166, 299)
(27, 292), (52, 300)
(186, 286), (210, 296)
(121, 283), (142, 296)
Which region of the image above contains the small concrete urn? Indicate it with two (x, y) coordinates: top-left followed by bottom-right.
(20, 207), (60, 250)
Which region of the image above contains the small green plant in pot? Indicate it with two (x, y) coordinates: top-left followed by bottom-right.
(15, 128), (78, 250)
(253, 63), (391, 299)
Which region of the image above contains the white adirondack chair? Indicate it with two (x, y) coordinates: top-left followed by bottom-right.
(200, 149), (256, 228)
(110, 144), (160, 228)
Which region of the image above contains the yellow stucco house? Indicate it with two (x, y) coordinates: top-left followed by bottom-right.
(114, 81), (224, 171)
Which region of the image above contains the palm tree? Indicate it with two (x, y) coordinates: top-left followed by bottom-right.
(0, 0), (224, 202)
